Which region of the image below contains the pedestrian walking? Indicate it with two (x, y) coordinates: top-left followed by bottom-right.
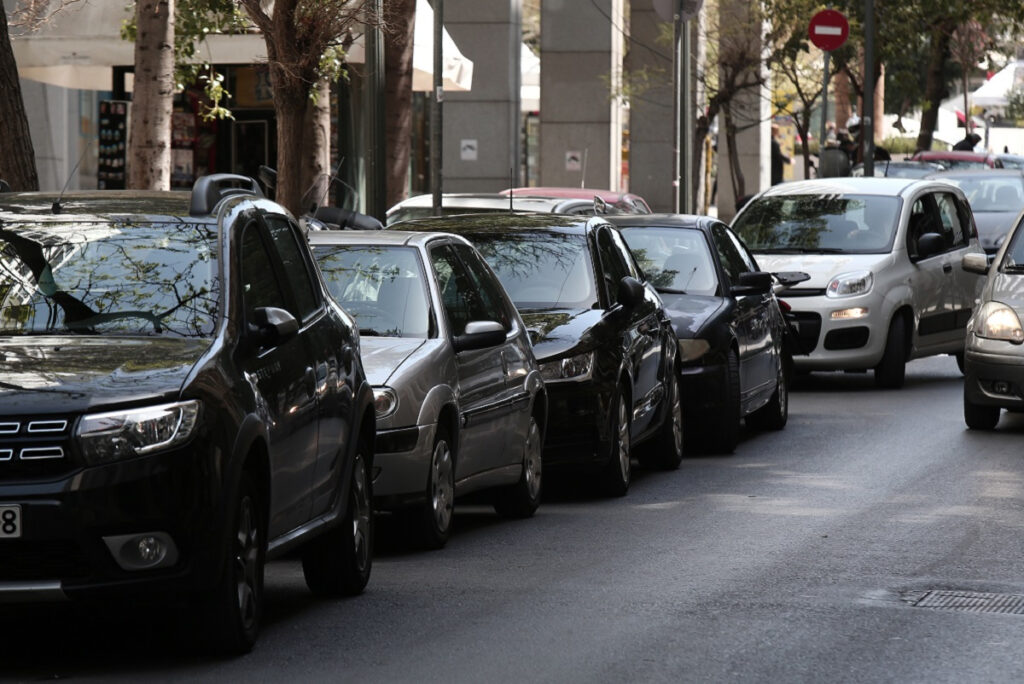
(771, 124), (790, 185)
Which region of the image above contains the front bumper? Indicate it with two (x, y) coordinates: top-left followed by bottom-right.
(542, 379), (611, 468)
(371, 423), (434, 507)
(783, 292), (887, 370)
(964, 336), (1024, 410)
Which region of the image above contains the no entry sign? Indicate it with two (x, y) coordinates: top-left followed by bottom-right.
(808, 9), (849, 52)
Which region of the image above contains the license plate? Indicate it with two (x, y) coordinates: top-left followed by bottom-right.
(0, 505), (21, 539)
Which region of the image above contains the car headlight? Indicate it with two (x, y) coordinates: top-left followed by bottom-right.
(975, 301), (1024, 344)
(77, 400), (201, 465)
(678, 338), (710, 361)
(826, 270), (873, 298)
(373, 387), (398, 418)
(539, 351), (594, 380)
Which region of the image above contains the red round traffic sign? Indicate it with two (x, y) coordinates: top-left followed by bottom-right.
(808, 9), (849, 52)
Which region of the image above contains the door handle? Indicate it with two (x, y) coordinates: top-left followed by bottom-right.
(943, 262), (953, 274)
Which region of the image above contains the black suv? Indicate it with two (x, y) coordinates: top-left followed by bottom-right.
(0, 175), (376, 653)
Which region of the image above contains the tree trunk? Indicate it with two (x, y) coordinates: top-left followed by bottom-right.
(300, 78), (332, 208)
(274, 89), (312, 216)
(384, 0), (416, 209)
(915, 23), (952, 153)
(128, 0), (175, 190)
(0, 0), (39, 191)
(723, 104), (745, 207)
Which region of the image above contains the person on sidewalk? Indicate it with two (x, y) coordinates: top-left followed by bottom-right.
(952, 132), (982, 151)
(771, 124), (790, 185)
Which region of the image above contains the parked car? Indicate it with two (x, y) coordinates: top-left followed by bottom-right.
(501, 187), (653, 215)
(386, 193), (627, 226)
(308, 230), (546, 548)
(994, 153), (1024, 170)
(607, 214), (794, 454)
(732, 177), (986, 388)
(909, 150), (1003, 170)
(0, 175), (376, 654)
(392, 213), (683, 494)
(923, 168), (1024, 254)
(961, 216), (1024, 428)
(850, 160), (946, 178)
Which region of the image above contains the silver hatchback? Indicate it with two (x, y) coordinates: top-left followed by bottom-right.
(309, 230), (546, 549)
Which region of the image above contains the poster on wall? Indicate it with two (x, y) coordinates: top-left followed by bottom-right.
(97, 100), (129, 189)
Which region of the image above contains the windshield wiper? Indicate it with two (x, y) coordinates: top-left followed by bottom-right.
(759, 247), (845, 254)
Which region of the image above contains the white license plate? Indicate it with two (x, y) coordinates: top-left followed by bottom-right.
(0, 505), (21, 539)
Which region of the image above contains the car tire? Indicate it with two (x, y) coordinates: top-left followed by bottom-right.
(964, 392), (1000, 430)
(639, 370), (684, 470)
(199, 472), (265, 655)
(746, 354), (789, 431)
(599, 389), (632, 497)
(702, 349), (740, 454)
(415, 426), (455, 549)
(494, 413), (543, 518)
(874, 316), (907, 388)
(302, 443), (373, 596)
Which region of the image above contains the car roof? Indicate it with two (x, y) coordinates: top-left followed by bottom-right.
(0, 190), (199, 221)
(390, 211), (602, 235)
(753, 177), (928, 198)
(386, 193), (570, 214)
(912, 150), (996, 162)
(307, 229), (470, 249)
(922, 168), (1024, 179)
(603, 213), (706, 230)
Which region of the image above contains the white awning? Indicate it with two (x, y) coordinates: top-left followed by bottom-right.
(9, 0), (472, 92)
(973, 60), (1024, 108)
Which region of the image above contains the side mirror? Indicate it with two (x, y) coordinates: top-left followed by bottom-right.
(616, 276), (646, 310)
(731, 271), (773, 296)
(961, 252), (990, 275)
(314, 206), (384, 230)
(453, 320), (506, 352)
(249, 306), (299, 346)
(773, 270), (811, 287)
(916, 232), (946, 259)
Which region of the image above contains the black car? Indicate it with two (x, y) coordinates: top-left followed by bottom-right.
(0, 175), (376, 653)
(392, 213), (682, 495)
(607, 214), (793, 454)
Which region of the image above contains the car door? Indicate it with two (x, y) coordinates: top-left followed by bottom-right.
(710, 222), (775, 398)
(936, 191), (983, 337)
(235, 214), (319, 536)
(428, 242), (511, 481)
(595, 225), (662, 440)
(262, 212), (355, 517)
(905, 192), (962, 350)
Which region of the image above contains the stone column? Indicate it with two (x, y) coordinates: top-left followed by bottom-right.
(540, 0), (624, 190)
(442, 0), (522, 192)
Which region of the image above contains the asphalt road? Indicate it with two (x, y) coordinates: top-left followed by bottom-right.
(6, 355), (1024, 683)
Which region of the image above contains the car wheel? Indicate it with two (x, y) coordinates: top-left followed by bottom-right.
(747, 355), (789, 431)
(302, 443), (374, 596)
(415, 426), (455, 549)
(599, 389), (632, 497)
(494, 413), (543, 518)
(964, 392), (1000, 430)
(200, 472), (264, 655)
(874, 316), (907, 388)
(639, 370), (684, 470)
(701, 349), (740, 454)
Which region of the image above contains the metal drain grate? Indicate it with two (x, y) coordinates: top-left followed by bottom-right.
(908, 590), (1024, 615)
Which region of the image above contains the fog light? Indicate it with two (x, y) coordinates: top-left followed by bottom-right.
(831, 307), (869, 320)
(103, 532), (179, 571)
(994, 381), (1012, 395)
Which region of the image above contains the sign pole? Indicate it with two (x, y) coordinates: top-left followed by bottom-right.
(863, 0), (875, 177)
(820, 52), (829, 159)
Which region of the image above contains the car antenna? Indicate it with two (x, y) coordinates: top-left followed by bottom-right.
(52, 141), (92, 214)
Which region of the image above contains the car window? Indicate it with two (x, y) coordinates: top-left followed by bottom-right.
(312, 244), (431, 338)
(264, 215), (320, 321)
(451, 243), (512, 331)
(430, 243), (491, 337)
(906, 194), (944, 258)
(597, 227), (632, 305)
(240, 221), (288, 316)
(719, 223), (758, 271)
(711, 222), (752, 283)
(1002, 217), (1024, 269)
(0, 220), (219, 337)
(934, 192), (968, 248)
(619, 225), (718, 295)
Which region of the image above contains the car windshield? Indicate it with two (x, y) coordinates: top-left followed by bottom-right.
(0, 221), (218, 337)
(935, 176), (1024, 213)
(312, 244), (431, 338)
(468, 231), (598, 310)
(618, 226), (718, 295)
(1001, 218), (1024, 271)
(732, 195), (900, 254)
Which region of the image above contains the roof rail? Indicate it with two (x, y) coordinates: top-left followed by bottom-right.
(190, 174), (263, 216)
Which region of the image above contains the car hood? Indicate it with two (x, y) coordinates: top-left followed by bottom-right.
(520, 308), (607, 361)
(973, 212), (1018, 251)
(0, 336), (211, 413)
(359, 337), (427, 385)
(658, 294), (725, 338)
(755, 253), (889, 289)
(987, 271), (1024, 312)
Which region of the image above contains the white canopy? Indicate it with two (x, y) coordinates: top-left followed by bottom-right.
(9, 0), (472, 92)
(973, 60), (1024, 108)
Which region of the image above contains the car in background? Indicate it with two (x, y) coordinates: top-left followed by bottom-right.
(0, 175), (376, 653)
(607, 214), (793, 454)
(732, 178), (986, 388)
(851, 160), (946, 178)
(501, 187), (653, 215)
(392, 213), (682, 494)
(961, 213), (1024, 429)
(923, 168), (1024, 254)
(386, 192), (634, 226)
(995, 153), (1024, 170)
(309, 230), (546, 549)
(909, 150), (1003, 169)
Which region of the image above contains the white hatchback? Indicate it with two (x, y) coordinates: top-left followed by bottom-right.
(732, 178), (986, 387)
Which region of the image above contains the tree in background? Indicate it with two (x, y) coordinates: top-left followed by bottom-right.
(949, 19), (988, 135)
(128, 0), (175, 190)
(384, 0), (415, 210)
(0, 0), (39, 190)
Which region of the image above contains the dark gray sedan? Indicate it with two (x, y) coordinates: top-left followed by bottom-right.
(309, 230), (547, 549)
(926, 168), (1024, 254)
